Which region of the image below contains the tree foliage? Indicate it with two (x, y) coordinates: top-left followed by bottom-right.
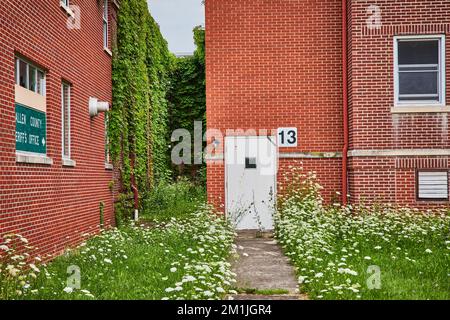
(167, 26), (206, 179)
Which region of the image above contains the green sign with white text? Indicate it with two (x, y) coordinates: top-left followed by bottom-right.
(15, 103), (47, 154)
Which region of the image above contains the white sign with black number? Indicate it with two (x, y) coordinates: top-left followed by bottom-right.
(277, 127), (298, 147)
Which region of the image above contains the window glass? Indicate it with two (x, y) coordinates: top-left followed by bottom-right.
(103, 0), (108, 48)
(62, 83), (70, 158)
(399, 72), (438, 96)
(29, 66), (36, 92)
(19, 60), (27, 88)
(104, 22), (108, 47)
(103, 0), (108, 19)
(37, 71), (45, 95)
(396, 37), (443, 104)
(398, 40), (439, 65)
(105, 114), (110, 164)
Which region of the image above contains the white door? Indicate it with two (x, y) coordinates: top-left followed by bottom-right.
(225, 136), (277, 230)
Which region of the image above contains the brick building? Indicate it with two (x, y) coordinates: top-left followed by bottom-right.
(0, 0), (118, 257)
(206, 0), (449, 230)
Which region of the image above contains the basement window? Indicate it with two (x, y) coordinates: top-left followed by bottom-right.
(417, 171), (449, 201)
(394, 35), (446, 107)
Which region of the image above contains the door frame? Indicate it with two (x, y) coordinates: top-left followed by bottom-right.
(224, 135), (278, 227)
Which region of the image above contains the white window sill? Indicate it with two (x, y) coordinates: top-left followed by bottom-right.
(104, 47), (112, 57)
(62, 158), (76, 167)
(60, 2), (75, 17)
(105, 163), (113, 170)
(391, 106), (450, 114)
(16, 152), (53, 165)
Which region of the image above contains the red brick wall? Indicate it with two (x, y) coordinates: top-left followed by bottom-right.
(348, 0), (450, 206)
(278, 159), (342, 203)
(206, 0), (344, 206)
(0, 0), (117, 259)
(207, 0), (449, 209)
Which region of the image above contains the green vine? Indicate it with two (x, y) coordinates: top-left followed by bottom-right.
(110, 0), (173, 198)
(167, 27), (206, 181)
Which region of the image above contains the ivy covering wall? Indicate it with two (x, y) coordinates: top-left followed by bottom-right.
(110, 0), (173, 197)
(110, 1), (206, 214)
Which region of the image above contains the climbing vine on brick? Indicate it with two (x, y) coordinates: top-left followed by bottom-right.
(110, 0), (173, 198)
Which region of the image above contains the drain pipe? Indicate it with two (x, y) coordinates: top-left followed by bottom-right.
(341, 0), (349, 205)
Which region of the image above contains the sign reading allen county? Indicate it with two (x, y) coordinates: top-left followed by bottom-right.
(15, 103), (47, 154)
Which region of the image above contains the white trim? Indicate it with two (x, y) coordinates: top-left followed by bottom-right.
(391, 106), (450, 113)
(279, 152), (342, 159)
(15, 58), (19, 84)
(394, 35), (446, 108)
(349, 149), (450, 157)
(205, 154), (224, 161)
(60, 1), (75, 17)
(206, 151), (343, 161)
(16, 152), (53, 165)
(62, 158), (76, 167)
(105, 163), (114, 170)
(104, 47), (112, 57)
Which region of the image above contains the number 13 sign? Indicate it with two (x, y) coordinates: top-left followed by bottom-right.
(277, 127), (298, 147)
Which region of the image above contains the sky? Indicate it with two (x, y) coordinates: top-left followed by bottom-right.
(147, 0), (205, 55)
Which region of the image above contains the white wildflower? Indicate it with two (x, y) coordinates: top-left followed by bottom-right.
(63, 287), (74, 294)
(29, 264), (40, 273)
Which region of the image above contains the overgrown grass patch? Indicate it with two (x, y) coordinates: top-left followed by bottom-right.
(141, 178), (206, 221)
(0, 206), (235, 300)
(276, 170), (450, 300)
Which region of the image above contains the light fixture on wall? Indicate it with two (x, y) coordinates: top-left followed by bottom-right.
(89, 97), (109, 117)
(212, 138), (220, 148)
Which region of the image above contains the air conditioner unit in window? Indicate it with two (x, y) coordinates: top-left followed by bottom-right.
(89, 97), (109, 117)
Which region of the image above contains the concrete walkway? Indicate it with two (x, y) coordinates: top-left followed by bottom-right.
(229, 231), (307, 300)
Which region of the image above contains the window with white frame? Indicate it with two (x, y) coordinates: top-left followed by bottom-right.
(103, 0), (109, 49)
(417, 171), (449, 201)
(15, 57), (45, 95)
(61, 0), (69, 8)
(61, 82), (71, 159)
(394, 35), (446, 106)
(105, 113), (111, 164)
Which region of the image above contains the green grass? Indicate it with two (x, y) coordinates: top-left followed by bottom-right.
(140, 178), (206, 221)
(1, 199), (235, 300)
(276, 189), (450, 300)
